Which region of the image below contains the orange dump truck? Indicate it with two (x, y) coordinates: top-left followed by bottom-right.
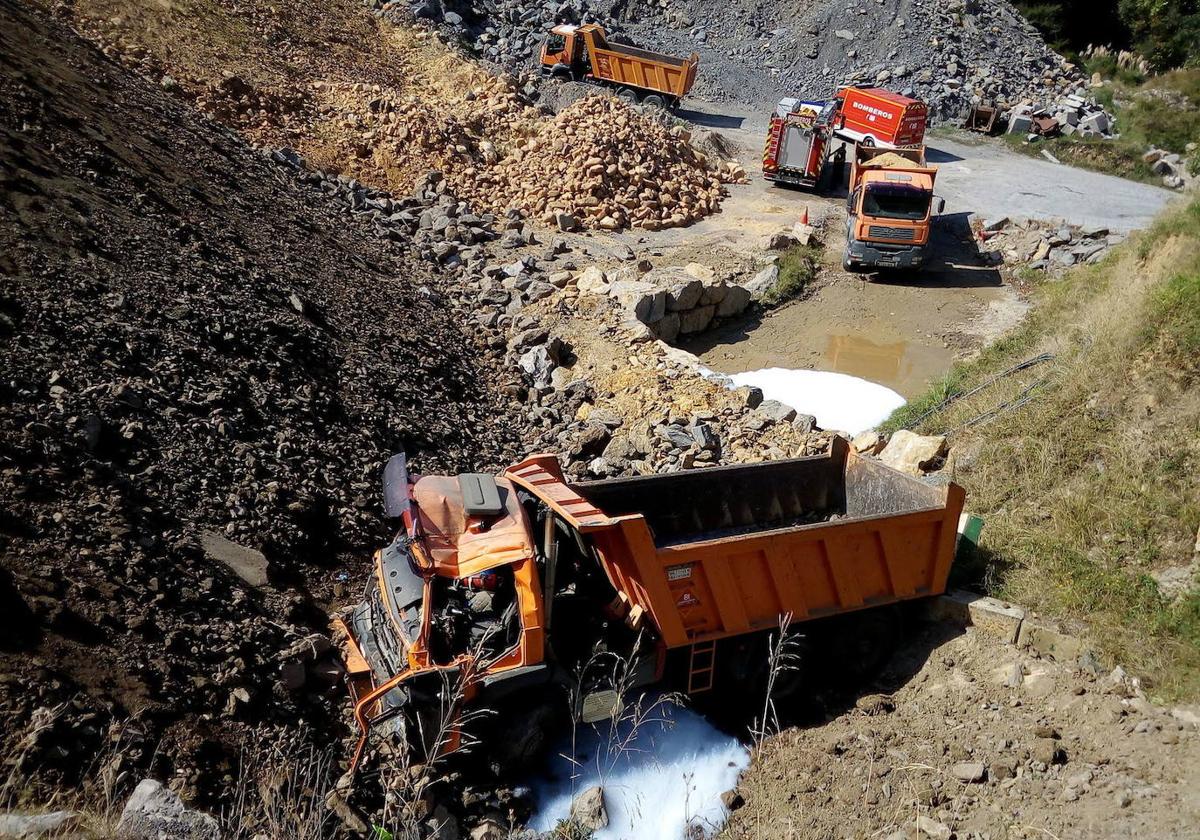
(339, 437), (965, 767)
(539, 23), (698, 109)
(844, 145), (945, 272)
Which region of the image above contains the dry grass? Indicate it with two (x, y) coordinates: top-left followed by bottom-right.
(884, 197), (1200, 700)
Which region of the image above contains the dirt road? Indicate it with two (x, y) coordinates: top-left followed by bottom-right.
(611, 99), (1175, 398)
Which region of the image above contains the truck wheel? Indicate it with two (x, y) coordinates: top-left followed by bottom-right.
(616, 87), (639, 104)
(484, 693), (565, 774)
(861, 135), (876, 147)
(827, 607), (902, 687)
(642, 93), (666, 110)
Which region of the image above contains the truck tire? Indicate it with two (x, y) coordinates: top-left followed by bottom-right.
(861, 135), (876, 147)
(642, 93), (666, 110)
(616, 87), (639, 104)
(825, 607), (902, 687)
(484, 692), (566, 774)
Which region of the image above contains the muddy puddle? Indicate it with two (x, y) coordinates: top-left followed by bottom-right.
(687, 305), (957, 400)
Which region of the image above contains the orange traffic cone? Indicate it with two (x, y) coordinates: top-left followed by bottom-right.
(800, 206), (809, 226)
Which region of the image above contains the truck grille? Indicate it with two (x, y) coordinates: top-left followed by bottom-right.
(868, 225), (916, 241)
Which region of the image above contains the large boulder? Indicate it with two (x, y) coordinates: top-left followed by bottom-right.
(116, 779), (220, 840)
(518, 345), (556, 388)
(576, 266), (609, 294)
(0, 811), (79, 839)
(745, 264), (780, 298)
(878, 430), (947, 474)
(716, 285), (752, 317)
(608, 280), (667, 324)
(200, 531), (269, 588)
(570, 786), (608, 832)
(678, 305), (716, 335)
(667, 279), (704, 312)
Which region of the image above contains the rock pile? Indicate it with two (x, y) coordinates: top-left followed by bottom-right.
(0, 2), (524, 812)
(577, 262), (753, 342)
(1143, 146), (1198, 192)
(1005, 94), (1116, 141)
(399, 0), (619, 66)
(976, 217), (1124, 273)
(311, 82), (731, 231)
(468, 96), (732, 230)
(603, 0), (1086, 122)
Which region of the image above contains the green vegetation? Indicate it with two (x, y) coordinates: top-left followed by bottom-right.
(1013, 0), (1200, 70)
(761, 244), (821, 308)
(884, 198), (1200, 699)
(1003, 66), (1200, 184)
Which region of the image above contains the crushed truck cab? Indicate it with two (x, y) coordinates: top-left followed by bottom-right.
(339, 438), (965, 767)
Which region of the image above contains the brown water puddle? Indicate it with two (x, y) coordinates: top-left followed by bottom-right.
(819, 332), (952, 396)
(688, 282), (973, 399)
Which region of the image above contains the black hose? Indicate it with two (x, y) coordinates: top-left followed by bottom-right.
(907, 352), (1056, 429)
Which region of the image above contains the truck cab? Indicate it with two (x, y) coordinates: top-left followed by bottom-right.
(844, 146), (944, 271)
(539, 24), (581, 78)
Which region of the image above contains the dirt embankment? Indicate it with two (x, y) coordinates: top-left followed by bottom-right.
(0, 0), (524, 812)
(724, 618), (1200, 839)
(59, 0), (736, 231)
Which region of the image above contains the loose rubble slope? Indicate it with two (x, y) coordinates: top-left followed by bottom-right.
(0, 0), (522, 808)
(421, 0), (1085, 121)
(724, 619), (1200, 839)
(63, 0), (733, 230)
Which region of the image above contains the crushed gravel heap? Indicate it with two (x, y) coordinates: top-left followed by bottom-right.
(407, 0), (1085, 122)
(607, 0), (1086, 120)
(468, 96), (732, 230)
(319, 85), (732, 230)
(0, 0), (522, 811)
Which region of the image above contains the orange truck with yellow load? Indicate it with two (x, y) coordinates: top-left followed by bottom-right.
(539, 23), (698, 109)
(843, 144), (945, 272)
(339, 437), (965, 768)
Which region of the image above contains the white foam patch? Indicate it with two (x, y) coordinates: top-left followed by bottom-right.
(727, 367), (906, 435)
(528, 703), (749, 840)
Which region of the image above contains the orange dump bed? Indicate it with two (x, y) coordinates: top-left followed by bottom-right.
(581, 28), (698, 98)
(507, 437), (963, 649)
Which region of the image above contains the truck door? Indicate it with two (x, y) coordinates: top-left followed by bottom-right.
(542, 32), (572, 74)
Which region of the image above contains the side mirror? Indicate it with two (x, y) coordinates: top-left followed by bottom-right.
(935, 196), (946, 214)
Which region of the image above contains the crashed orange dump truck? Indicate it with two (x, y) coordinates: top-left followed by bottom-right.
(338, 437), (965, 766)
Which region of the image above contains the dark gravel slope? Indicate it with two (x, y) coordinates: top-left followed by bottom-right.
(0, 0), (521, 806)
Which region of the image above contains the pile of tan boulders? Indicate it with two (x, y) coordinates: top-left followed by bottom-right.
(306, 88), (735, 232)
(463, 96), (734, 231)
(308, 79), (540, 194)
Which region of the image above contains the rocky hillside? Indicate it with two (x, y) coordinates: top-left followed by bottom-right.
(413, 0), (1084, 120)
(0, 0), (524, 812)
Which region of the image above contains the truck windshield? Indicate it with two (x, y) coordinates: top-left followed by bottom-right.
(863, 184), (931, 221)
(545, 34), (566, 54)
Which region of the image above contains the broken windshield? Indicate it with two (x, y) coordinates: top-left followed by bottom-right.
(863, 184), (931, 221)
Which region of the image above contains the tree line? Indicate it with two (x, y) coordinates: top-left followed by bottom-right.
(1014, 0), (1199, 70)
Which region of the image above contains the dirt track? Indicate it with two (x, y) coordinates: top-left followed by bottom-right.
(603, 96), (1175, 399)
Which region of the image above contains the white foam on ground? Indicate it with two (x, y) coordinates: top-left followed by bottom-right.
(528, 703), (749, 840)
(727, 367), (906, 435)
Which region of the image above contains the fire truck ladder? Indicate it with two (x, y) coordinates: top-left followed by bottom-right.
(687, 639), (717, 694)
(763, 117), (784, 170)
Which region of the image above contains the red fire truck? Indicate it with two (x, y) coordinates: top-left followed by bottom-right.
(762, 98), (839, 188)
(832, 87), (928, 148)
